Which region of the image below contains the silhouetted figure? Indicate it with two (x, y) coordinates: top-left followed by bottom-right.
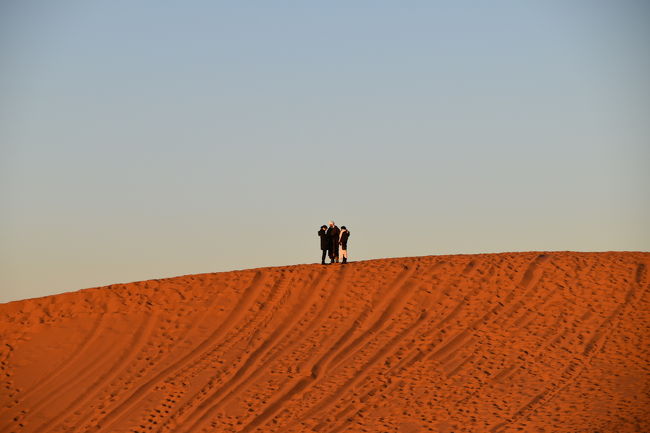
(318, 225), (329, 265)
(339, 226), (350, 264)
(326, 221), (340, 263)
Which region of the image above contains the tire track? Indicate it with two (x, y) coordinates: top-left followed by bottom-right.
(445, 353), (477, 378)
(500, 254), (546, 302)
(68, 277), (245, 433)
(425, 254), (549, 381)
(167, 270), (291, 384)
(445, 259), (569, 407)
(306, 308), (429, 432)
(326, 277), (419, 373)
(635, 262), (647, 286)
(321, 260), (481, 426)
(10, 313), (151, 433)
(296, 265), (353, 340)
(0, 313), (107, 429)
(489, 262), (648, 433)
(38, 311), (160, 433)
(3, 252), (648, 433)
(210, 265), (355, 419)
(132, 271), (294, 433)
(580, 264), (644, 359)
(173, 269), (332, 433)
(12, 313), (105, 403)
(498, 254), (549, 310)
(420, 261), (507, 364)
(352, 257), (540, 416)
(90, 271), (269, 433)
(370, 259), (486, 379)
(155, 270), (311, 430)
(237, 266), (418, 433)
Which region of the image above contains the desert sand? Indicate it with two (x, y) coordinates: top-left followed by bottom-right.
(1, 251), (648, 433)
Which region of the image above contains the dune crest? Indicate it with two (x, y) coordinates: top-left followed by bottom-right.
(1, 251), (649, 433)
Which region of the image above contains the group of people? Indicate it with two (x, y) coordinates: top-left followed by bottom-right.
(318, 221), (350, 265)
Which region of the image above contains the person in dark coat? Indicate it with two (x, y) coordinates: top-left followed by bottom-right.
(326, 220), (340, 263)
(318, 225), (329, 265)
(339, 226), (350, 264)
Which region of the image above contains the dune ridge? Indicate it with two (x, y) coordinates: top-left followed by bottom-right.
(1, 251), (649, 433)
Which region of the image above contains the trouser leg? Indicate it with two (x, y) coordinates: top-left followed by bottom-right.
(321, 250), (327, 264)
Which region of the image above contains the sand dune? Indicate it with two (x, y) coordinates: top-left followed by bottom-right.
(1, 251), (649, 433)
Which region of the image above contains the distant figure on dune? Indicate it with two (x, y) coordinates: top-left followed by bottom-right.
(326, 221), (340, 264)
(318, 220), (350, 265)
(318, 225), (329, 265)
(339, 226), (350, 264)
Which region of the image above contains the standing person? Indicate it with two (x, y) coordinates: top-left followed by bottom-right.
(339, 226), (350, 264)
(318, 225), (329, 265)
(326, 220), (340, 264)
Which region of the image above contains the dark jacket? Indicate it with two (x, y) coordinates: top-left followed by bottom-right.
(318, 228), (329, 250)
(339, 230), (350, 248)
(326, 225), (340, 250)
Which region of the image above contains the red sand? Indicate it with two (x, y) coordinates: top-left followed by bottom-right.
(1, 251), (649, 433)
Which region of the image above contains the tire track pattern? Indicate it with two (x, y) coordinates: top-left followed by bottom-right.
(0, 252), (648, 433)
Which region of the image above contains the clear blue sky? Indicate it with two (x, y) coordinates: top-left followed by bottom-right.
(1, 1), (649, 303)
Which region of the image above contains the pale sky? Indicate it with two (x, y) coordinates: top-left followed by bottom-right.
(1, 1), (649, 303)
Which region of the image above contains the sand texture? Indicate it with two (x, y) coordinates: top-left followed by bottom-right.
(1, 251), (649, 433)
